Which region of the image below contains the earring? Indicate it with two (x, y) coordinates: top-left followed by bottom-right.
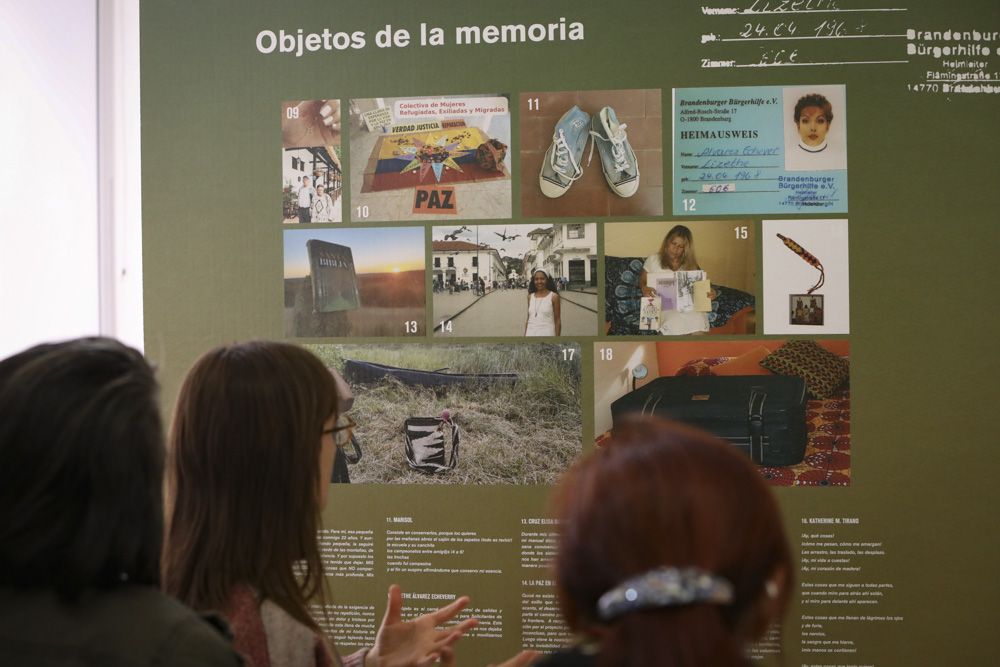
(765, 579), (779, 599)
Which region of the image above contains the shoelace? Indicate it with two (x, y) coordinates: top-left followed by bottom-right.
(550, 129), (584, 181)
(588, 123), (631, 173)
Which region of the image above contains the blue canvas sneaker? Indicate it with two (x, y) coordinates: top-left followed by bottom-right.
(588, 106), (639, 197)
(539, 105), (591, 198)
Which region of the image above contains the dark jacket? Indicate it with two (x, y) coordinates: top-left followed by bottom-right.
(0, 586), (242, 667)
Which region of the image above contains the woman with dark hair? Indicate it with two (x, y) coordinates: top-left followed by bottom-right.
(639, 225), (715, 336)
(537, 417), (792, 666)
(0, 338), (240, 666)
(525, 268), (561, 336)
(162, 341), (481, 667)
(793, 93), (833, 154)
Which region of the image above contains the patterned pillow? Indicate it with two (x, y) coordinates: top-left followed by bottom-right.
(760, 340), (849, 399)
(604, 256), (656, 336)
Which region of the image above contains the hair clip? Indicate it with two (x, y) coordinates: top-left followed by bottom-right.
(597, 567), (734, 621)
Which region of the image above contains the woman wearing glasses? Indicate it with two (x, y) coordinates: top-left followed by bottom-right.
(162, 342), (483, 667)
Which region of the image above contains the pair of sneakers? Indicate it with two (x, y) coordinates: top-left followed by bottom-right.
(539, 105), (640, 198)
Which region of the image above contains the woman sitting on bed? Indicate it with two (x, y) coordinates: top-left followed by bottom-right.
(639, 225), (716, 336)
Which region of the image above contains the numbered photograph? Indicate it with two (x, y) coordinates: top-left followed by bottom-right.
(672, 84), (848, 216)
(431, 223), (598, 337)
(282, 99), (344, 224)
(593, 340), (851, 487)
(783, 85), (848, 172)
(307, 343), (582, 485)
(604, 220), (756, 336)
(284, 227), (425, 338)
(762, 219), (849, 334)
(347, 94), (512, 222)
(520, 89), (663, 218)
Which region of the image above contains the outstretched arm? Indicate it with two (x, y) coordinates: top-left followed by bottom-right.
(365, 585), (478, 667)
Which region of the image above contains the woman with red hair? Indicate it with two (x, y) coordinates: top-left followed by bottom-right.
(538, 417), (792, 666)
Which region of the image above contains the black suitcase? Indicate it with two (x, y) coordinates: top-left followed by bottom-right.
(610, 375), (808, 466)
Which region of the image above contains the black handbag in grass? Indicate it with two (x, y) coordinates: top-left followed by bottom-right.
(331, 433), (363, 484)
(404, 416), (460, 473)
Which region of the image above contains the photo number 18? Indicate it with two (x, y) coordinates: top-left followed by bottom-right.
(599, 348), (613, 361)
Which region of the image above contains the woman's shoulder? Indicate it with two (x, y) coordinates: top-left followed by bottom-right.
(108, 589), (241, 666)
(642, 254), (663, 269)
(259, 599), (329, 667)
(0, 586), (241, 667)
